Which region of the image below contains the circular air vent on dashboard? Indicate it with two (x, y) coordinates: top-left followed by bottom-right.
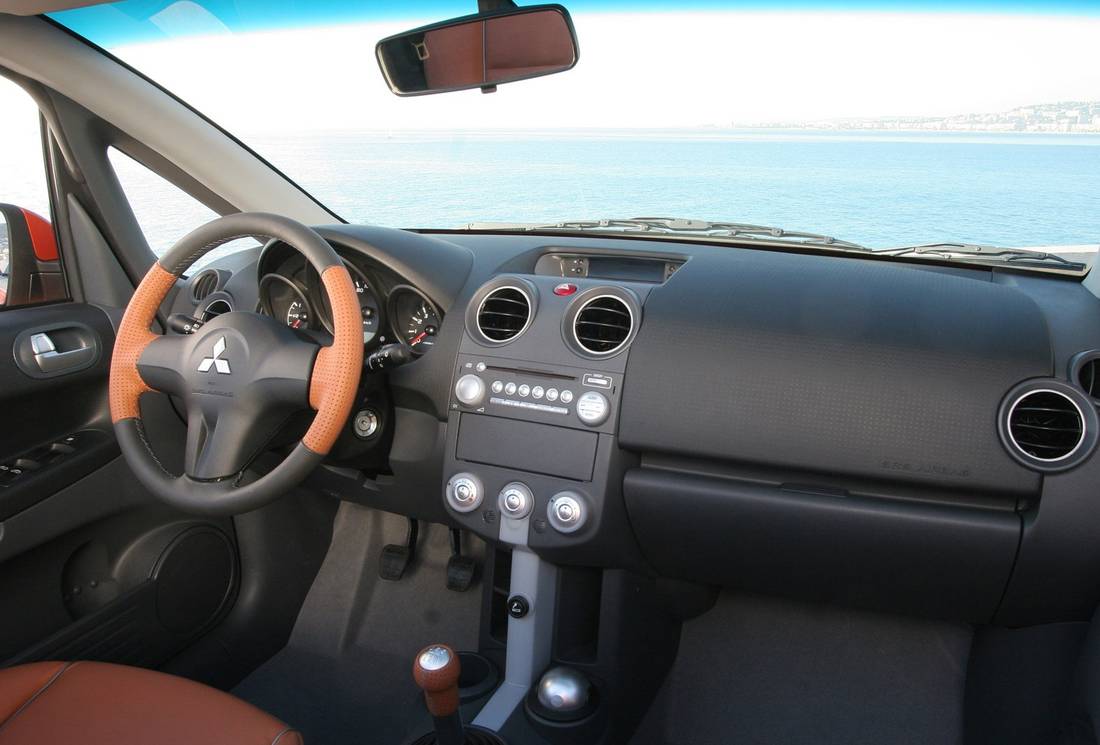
(1070, 350), (1100, 402)
(573, 295), (634, 356)
(476, 286), (532, 343)
(999, 379), (1098, 472)
(190, 270), (219, 302)
(200, 298), (233, 321)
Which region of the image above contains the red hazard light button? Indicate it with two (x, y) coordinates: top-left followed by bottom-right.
(553, 283), (578, 296)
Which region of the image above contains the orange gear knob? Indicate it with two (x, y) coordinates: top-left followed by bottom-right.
(413, 644), (461, 717)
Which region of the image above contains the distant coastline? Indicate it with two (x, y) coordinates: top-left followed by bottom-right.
(734, 101), (1100, 134)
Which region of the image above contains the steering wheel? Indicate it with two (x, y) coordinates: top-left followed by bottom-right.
(109, 213), (363, 515)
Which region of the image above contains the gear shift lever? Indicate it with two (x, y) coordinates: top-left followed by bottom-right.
(413, 644), (465, 745)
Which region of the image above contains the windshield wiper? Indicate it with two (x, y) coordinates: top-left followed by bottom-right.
(874, 243), (1087, 270)
(463, 217), (868, 250)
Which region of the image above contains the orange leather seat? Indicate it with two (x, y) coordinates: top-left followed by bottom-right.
(0, 661), (300, 744)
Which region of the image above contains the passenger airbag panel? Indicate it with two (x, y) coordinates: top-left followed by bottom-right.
(620, 251), (1049, 495)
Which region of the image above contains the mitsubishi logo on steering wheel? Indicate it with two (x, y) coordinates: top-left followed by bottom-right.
(198, 336), (232, 374)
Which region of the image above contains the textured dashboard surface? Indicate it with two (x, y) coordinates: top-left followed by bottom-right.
(620, 249), (1051, 494)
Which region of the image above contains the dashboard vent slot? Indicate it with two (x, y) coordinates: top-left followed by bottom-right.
(1008, 389), (1084, 461)
(477, 286), (531, 343)
(1079, 358), (1100, 399)
(191, 270), (219, 302)
(574, 295), (633, 355)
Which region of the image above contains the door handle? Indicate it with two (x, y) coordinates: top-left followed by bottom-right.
(14, 323), (101, 379)
(29, 332), (96, 373)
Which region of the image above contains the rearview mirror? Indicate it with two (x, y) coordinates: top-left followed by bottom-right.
(376, 5), (579, 96)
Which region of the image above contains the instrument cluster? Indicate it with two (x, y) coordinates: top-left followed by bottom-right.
(258, 249), (441, 356)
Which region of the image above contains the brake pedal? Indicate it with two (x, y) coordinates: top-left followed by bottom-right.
(446, 528), (478, 592)
(379, 518), (419, 581)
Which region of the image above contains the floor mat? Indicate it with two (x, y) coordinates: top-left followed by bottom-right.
(233, 502), (485, 745)
(631, 593), (973, 745)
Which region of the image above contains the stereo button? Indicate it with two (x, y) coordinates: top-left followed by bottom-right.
(518, 384), (531, 397)
(545, 388), (559, 402)
(560, 390), (574, 404)
(576, 391), (610, 426)
(455, 375), (486, 407)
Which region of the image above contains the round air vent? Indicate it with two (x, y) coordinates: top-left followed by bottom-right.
(999, 380), (1098, 472)
(1070, 351), (1100, 401)
(1081, 359), (1100, 399)
(190, 270), (219, 302)
(475, 285), (532, 344)
(201, 298), (233, 321)
(573, 295), (633, 356)
(1008, 390), (1083, 460)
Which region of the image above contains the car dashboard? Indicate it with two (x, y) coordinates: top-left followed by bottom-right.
(167, 223), (1100, 629)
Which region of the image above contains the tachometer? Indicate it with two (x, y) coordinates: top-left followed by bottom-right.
(388, 286), (442, 355)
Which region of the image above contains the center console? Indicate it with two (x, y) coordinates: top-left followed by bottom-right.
(438, 273), (666, 740)
(440, 275), (647, 566)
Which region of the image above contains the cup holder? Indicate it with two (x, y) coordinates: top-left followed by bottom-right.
(458, 651), (499, 702)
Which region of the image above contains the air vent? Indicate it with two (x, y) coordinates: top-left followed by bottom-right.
(477, 286), (531, 343)
(201, 299), (233, 321)
(191, 270), (219, 302)
(1079, 358), (1100, 399)
(574, 295), (633, 355)
(1008, 389), (1084, 462)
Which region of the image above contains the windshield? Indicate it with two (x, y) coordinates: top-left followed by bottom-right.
(48, 0), (1100, 264)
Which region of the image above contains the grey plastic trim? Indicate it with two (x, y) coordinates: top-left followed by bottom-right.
(472, 548), (557, 731)
(65, 194), (135, 309)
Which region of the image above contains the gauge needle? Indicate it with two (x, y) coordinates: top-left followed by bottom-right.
(409, 331), (427, 346)
(292, 319), (302, 329)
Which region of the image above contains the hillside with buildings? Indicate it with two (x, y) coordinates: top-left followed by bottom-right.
(744, 102), (1100, 133)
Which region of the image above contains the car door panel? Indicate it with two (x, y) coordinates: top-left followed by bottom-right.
(0, 301), (240, 670)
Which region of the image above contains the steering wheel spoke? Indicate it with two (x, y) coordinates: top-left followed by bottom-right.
(184, 405), (260, 481)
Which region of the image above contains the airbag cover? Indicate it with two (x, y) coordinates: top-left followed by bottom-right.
(620, 251), (1050, 494)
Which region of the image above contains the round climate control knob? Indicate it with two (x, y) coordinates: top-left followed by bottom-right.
(454, 374), (486, 407)
(498, 482), (534, 520)
(547, 492), (587, 534)
(575, 391), (610, 426)
(446, 472), (483, 513)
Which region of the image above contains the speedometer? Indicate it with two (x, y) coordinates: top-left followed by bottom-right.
(388, 286), (442, 355)
(348, 266), (381, 344)
(316, 261), (382, 344)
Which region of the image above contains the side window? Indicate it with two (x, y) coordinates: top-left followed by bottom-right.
(108, 149), (255, 273)
(0, 76), (67, 307)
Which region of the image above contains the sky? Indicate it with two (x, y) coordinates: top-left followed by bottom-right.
(38, 4), (1100, 134)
